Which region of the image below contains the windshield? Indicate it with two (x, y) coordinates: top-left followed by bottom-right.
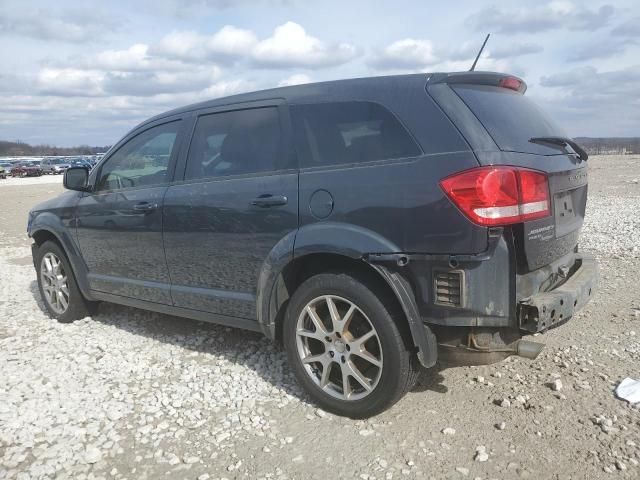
(452, 84), (568, 155)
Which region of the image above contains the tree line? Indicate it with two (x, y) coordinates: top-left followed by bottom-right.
(575, 137), (640, 155)
(0, 140), (111, 157)
(2, 137), (638, 158)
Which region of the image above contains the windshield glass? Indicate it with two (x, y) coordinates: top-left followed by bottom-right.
(452, 84), (568, 155)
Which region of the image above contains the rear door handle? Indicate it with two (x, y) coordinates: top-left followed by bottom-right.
(133, 202), (158, 213)
(251, 195), (288, 208)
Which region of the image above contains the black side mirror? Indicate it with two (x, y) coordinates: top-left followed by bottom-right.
(64, 167), (90, 191)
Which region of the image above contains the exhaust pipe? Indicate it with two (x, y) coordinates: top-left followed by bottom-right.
(515, 340), (545, 359)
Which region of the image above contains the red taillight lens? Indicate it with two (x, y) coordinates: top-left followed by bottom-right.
(440, 167), (550, 226)
(499, 76), (523, 92)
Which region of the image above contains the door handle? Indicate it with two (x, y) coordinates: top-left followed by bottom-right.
(133, 202), (158, 213)
(251, 195), (288, 208)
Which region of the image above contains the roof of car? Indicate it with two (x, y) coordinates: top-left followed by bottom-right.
(143, 73), (431, 127)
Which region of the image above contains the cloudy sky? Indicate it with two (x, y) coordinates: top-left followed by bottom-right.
(1, 0), (638, 146)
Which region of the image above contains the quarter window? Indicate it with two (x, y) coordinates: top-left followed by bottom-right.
(291, 101), (421, 168)
(185, 107), (282, 180)
(96, 121), (180, 191)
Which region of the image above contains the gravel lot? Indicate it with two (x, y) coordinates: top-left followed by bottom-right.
(1, 155), (639, 480)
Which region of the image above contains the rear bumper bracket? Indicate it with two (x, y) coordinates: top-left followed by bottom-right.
(518, 253), (599, 333)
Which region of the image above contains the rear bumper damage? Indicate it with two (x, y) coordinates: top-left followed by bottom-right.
(367, 238), (599, 367)
(435, 252), (598, 365)
(518, 253), (598, 333)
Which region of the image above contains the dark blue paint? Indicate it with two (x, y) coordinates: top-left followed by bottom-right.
(27, 72), (596, 369)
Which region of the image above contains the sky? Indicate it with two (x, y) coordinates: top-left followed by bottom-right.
(0, 0), (639, 146)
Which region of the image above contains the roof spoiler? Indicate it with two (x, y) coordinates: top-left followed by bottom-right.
(427, 72), (527, 94)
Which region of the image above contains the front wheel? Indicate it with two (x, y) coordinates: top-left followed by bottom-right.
(36, 240), (95, 323)
(283, 272), (418, 418)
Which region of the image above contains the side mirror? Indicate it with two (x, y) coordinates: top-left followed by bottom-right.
(64, 167), (90, 191)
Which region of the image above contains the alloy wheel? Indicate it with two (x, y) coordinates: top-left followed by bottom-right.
(295, 295), (383, 401)
(40, 252), (70, 314)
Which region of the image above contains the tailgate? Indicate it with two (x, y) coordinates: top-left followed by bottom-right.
(521, 163), (588, 269)
(428, 74), (589, 270)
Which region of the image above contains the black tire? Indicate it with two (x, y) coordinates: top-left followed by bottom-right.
(36, 240), (96, 323)
(283, 272), (419, 418)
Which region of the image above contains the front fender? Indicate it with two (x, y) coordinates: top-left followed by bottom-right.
(29, 212), (93, 300)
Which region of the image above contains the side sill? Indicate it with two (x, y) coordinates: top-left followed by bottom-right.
(90, 291), (262, 333)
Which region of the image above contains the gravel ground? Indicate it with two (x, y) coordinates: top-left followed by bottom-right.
(0, 175), (63, 188)
(1, 155), (639, 480)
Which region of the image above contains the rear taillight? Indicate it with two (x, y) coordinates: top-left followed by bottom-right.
(440, 166), (550, 226)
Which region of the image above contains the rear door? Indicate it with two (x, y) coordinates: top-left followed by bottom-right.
(163, 102), (298, 320)
(75, 118), (184, 304)
(431, 77), (588, 270)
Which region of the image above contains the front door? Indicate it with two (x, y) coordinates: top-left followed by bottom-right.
(75, 119), (183, 304)
(163, 105), (298, 319)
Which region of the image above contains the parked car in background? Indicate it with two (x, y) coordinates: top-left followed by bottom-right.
(68, 157), (94, 169)
(12, 162), (43, 177)
(41, 158), (71, 175)
(0, 162), (13, 178)
(28, 72), (598, 417)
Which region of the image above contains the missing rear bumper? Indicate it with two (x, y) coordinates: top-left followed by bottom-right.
(518, 253), (598, 333)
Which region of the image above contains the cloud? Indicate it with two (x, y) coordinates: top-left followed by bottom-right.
(151, 22), (357, 69)
(0, 7), (119, 42)
(36, 68), (105, 97)
(35, 64), (221, 98)
(465, 2), (615, 34)
(151, 26), (257, 63)
(252, 22), (358, 68)
(278, 73), (312, 87)
(368, 38), (523, 74)
(612, 17), (640, 37)
(102, 68), (221, 96)
(487, 42), (543, 60)
(536, 65), (640, 136)
(567, 38), (635, 62)
(368, 39), (439, 70)
(92, 44), (188, 72)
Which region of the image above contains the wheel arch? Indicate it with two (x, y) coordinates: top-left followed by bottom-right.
(29, 220), (93, 300)
(260, 249), (438, 368)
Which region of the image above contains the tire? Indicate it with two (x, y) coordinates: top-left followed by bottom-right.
(36, 240), (95, 323)
(283, 272), (419, 418)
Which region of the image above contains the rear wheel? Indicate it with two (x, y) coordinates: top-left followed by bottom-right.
(283, 272), (418, 418)
(36, 240), (95, 323)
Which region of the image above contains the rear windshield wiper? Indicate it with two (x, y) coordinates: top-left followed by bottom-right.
(529, 136), (588, 161)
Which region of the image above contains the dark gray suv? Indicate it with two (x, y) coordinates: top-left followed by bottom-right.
(28, 72), (598, 417)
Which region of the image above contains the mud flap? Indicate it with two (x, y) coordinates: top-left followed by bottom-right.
(369, 264), (438, 368)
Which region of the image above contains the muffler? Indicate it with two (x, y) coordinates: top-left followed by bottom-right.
(515, 339), (545, 359)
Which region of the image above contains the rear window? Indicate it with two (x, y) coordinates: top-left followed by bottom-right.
(291, 101), (421, 168)
(452, 85), (567, 155)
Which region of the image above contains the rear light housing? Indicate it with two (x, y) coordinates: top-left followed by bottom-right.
(440, 166), (550, 226)
(498, 76), (525, 92)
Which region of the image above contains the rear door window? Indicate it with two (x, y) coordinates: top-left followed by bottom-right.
(452, 85), (568, 155)
(184, 107), (283, 180)
(291, 101), (421, 168)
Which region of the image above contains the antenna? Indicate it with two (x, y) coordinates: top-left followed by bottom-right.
(469, 33), (490, 71)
